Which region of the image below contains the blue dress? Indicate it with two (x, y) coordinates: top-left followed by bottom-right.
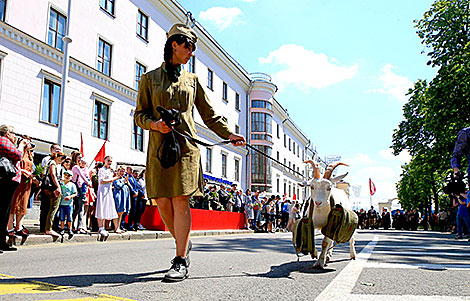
(113, 178), (131, 213)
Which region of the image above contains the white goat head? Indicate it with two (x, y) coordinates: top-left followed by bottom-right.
(301, 160), (349, 208)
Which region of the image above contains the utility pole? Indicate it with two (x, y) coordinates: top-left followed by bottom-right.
(57, 0), (72, 149)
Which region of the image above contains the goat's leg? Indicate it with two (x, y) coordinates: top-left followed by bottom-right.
(313, 237), (333, 269)
(349, 235), (356, 260)
(326, 241), (335, 262)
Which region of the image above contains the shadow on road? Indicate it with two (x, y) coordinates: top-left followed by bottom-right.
(14, 270), (167, 288)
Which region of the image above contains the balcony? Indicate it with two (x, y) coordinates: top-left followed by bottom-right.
(250, 72), (272, 82)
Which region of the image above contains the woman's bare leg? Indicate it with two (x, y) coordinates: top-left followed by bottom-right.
(172, 196), (191, 257)
(155, 198), (176, 237)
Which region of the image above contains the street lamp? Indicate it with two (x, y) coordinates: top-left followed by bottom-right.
(57, 0), (72, 149)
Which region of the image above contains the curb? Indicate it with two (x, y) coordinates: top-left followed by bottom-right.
(9, 229), (254, 247)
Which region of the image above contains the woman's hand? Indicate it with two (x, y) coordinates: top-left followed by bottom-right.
(150, 119), (172, 134)
(228, 133), (246, 147)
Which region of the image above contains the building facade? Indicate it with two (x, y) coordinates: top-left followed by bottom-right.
(0, 0), (326, 201)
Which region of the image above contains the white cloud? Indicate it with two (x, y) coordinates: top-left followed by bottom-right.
(259, 44), (358, 90)
(379, 148), (411, 164)
(369, 64), (412, 102)
(198, 7), (243, 31)
(344, 153), (373, 165)
(358, 166), (395, 181)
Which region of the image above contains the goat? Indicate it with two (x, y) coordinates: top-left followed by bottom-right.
(301, 160), (356, 269)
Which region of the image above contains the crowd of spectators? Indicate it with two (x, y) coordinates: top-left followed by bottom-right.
(190, 180), (300, 232)
(0, 124), (149, 252)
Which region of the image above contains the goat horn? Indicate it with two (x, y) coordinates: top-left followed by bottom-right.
(303, 160), (320, 179)
(323, 162), (349, 179)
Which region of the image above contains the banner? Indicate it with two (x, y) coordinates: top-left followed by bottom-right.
(369, 178), (376, 196)
(93, 140), (106, 163)
(80, 132), (84, 157)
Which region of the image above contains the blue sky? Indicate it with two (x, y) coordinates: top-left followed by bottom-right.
(177, 0), (436, 203)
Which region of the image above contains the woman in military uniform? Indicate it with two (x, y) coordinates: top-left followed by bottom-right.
(134, 23), (245, 282)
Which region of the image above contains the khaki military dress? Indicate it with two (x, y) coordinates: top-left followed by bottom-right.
(134, 64), (233, 199)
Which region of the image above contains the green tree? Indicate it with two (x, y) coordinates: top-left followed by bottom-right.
(392, 0), (470, 213)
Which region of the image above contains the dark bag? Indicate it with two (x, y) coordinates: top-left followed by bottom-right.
(0, 156), (17, 180)
(156, 106), (182, 169)
(321, 204), (358, 244)
(292, 198), (317, 259)
(41, 163), (58, 191)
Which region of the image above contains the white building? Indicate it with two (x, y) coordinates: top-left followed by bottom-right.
(0, 0), (326, 198)
(0, 0), (249, 188)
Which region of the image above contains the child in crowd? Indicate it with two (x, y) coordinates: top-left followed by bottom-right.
(59, 170), (77, 236)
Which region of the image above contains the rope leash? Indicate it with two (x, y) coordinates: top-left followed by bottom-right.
(173, 129), (306, 179)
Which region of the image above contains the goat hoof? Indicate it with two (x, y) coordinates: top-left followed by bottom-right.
(350, 256), (356, 260)
(326, 256), (331, 263)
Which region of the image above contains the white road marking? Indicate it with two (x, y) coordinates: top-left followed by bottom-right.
(365, 262), (470, 270)
(372, 244), (469, 250)
(314, 235), (379, 301)
(314, 235), (470, 301)
(371, 250), (470, 256)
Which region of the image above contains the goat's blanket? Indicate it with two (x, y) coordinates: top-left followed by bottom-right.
(321, 205), (358, 244)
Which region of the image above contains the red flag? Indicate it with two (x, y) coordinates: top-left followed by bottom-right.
(293, 193), (297, 200)
(369, 178), (376, 196)
(94, 140), (106, 163)
(80, 132), (84, 157)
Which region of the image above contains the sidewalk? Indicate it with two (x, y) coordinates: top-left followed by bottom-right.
(9, 219), (254, 247)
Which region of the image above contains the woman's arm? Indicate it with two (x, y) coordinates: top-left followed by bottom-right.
(50, 164), (61, 196)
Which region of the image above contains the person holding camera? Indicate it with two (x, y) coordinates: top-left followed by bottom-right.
(0, 125), (28, 252)
(451, 127), (470, 180)
(134, 23), (245, 281)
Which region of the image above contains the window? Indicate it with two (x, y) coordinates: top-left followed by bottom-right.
(97, 38), (112, 76)
(100, 0), (114, 16)
(234, 159), (240, 182)
(276, 151), (280, 161)
(132, 121), (143, 151)
(283, 182), (286, 196)
(93, 100), (109, 140)
(222, 82), (228, 101)
(293, 164), (296, 174)
(251, 145), (272, 185)
(221, 153), (227, 178)
(293, 142), (296, 154)
(137, 10), (148, 40)
(235, 124), (240, 134)
(289, 184), (291, 197)
(207, 68), (213, 90)
(251, 134), (272, 141)
(0, 0), (5, 22)
(284, 134), (286, 147)
(297, 145), (300, 157)
(41, 79), (61, 125)
(135, 62), (146, 90)
(235, 93), (240, 110)
(251, 112), (272, 134)
(277, 124), (280, 138)
(205, 148), (212, 172)
(188, 56), (195, 73)
(251, 100), (272, 110)
(289, 138), (291, 151)
(277, 178), (280, 193)
(47, 8), (66, 52)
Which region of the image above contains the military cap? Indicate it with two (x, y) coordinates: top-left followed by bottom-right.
(167, 23), (197, 44)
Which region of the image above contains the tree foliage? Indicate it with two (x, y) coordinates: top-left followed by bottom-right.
(392, 0), (470, 212)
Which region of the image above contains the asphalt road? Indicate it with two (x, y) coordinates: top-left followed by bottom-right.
(1, 230), (469, 300)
